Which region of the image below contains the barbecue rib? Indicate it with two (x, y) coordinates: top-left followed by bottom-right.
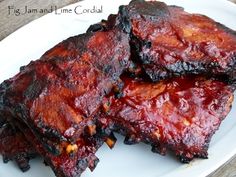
(0, 27), (130, 151)
(115, 0), (236, 82)
(0, 123), (37, 172)
(99, 76), (234, 162)
(14, 120), (103, 177)
(0, 117), (105, 177)
(0, 22), (130, 176)
(1, 76), (234, 176)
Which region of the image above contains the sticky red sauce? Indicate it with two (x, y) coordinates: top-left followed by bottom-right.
(102, 76), (234, 161)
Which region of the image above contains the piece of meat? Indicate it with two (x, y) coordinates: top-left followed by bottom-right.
(18, 121), (102, 177)
(99, 75), (234, 162)
(11, 119), (103, 177)
(0, 116), (106, 177)
(0, 21), (130, 176)
(0, 26), (130, 154)
(0, 123), (37, 172)
(114, 0), (236, 83)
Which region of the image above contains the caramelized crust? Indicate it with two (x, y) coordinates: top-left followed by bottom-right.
(117, 0), (236, 82)
(99, 76), (234, 162)
(0, 28), (130, 152)
(0, 24), (130, 176)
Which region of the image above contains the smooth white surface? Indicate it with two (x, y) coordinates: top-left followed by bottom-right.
(0, 0), (236, 177)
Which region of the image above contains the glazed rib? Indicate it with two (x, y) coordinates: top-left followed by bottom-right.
(1, 75), (234, 173)
(116, 0), (236, 82)
(99, 76), (234, 162)
(0, 24), (130, 176)
(0, 115), (104, 177)
(13, 120), (103, 177)
(0, 27), (130, 151)
(0, 123), (37, 172)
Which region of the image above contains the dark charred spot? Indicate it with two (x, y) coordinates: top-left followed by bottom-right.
(87, 24), (105, 33)
(103, 65), (112, 74)
(97, 126), (112, 137)
(19, 65), (26, 72)
(143, 41), (152, 49)
(124, 135), (139, 145)
(23, 80), (46, 100)
(113, 80), (124, 99)
(151, 145), (167, 156)
(178, 155), (191, 163)
(42, 142), (61, 156)
(127, 0), (170, 20)
(15, 155), (30, 172)
(119, 56), (130, 67)
(77, 158), (88, 170)
(115, 92), (123, 99)
(112, 73), (119, 80)
(140, 53), (152, 65)
(118, 6), (131, 33)
(14, 104), (30, 122)
(3, 156), (10, 163)
(89, 157), (99, 172)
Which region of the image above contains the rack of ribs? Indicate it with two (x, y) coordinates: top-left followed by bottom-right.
(114, 0), (236, 82)
(99, 75), (234, 162)
(0, 20), (130, 176)
(1, 75), (234, 173)
(0, 122), (37, 172)
(0, 115), (105, 177)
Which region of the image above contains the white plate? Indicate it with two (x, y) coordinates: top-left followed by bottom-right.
(0, 0), (236, 177)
